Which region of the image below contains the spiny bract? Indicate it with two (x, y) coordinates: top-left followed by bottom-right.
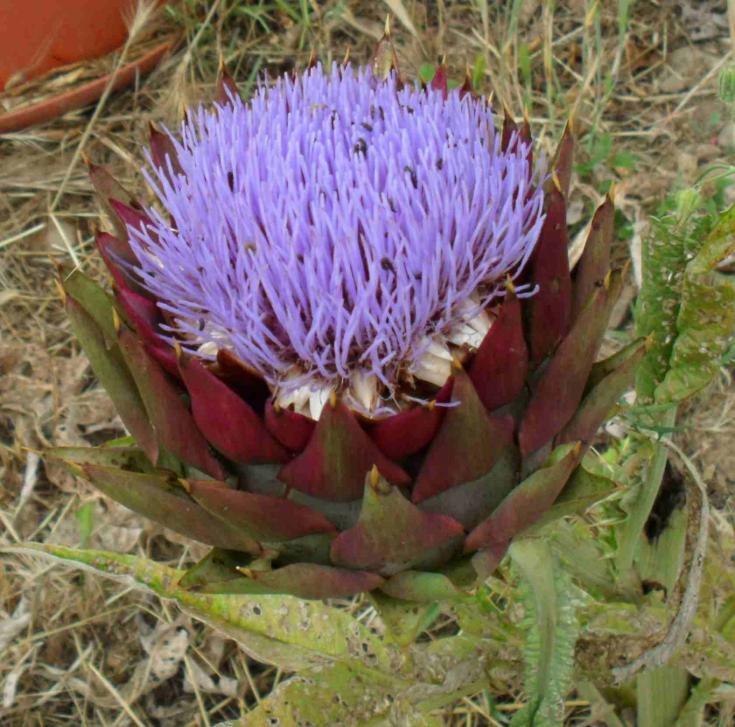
(55, 58), (643, 601)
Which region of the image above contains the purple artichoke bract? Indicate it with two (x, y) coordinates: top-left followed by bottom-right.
(55, 59), (643, 601)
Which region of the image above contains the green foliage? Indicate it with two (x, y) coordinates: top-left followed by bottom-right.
(637, 666), (690, 727)
(418, 62), (436, 84)
(368, 591), (442, 647)
(636, 191), (735, 404)
(673, 677), (721, 727)
(417, 62), (463, 91)
(549, 520), (621, 600)
(518, 42), (532, 92)
(636, 504), (688, 594)
(654, 205), (735, 404)
(232, 663), (397, 726)
(614, 207), (635, 241)
(614, 412), (674, 576)
(472, 53), (488, 92)
(7, 544), (494, 724)
(509, 540), (580, 727)
(13, 543), (398, 677)
(528, 461), (618, 532)
(11, 517), (735, 725)
(606, 172), (735, 724)
(618, 183), (735, 577)
(576, 131), (637, 179)
(75, 502), (95, 548)
(718, 64), (735, 105)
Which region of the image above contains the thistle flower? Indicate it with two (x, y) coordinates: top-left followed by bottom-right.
(128, 64), (545, 417)
(56, 59), (643, 600)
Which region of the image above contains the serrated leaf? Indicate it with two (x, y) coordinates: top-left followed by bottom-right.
(635, 213), (700, 401)
(8, 543), (398, 678)
(636, 202), (735, 404)
(509, 539), (580, 727)
(687, 204), (735, 274)
(654, 205), (735, 403)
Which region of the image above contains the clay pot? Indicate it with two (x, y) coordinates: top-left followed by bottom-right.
(0, 41), (173, 133)
(0, 1), (173, 132)
(0, 1), (149, 90)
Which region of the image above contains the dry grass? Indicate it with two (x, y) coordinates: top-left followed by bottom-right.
(1, 1), (734, 724)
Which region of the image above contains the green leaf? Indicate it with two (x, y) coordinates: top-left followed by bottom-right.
(672, 677), (721, 727)
(64, 297), (158, 462)
(575, 681), (626, 727)
(8, 543), (400, 679)
(611, 150), (637, 170)
(637, 666), (690, 727)
(402, 635), (492, 713)
(379, 570), (464, 602)
(236, 655), (449, 725)
(636, 200), (735, 405)
(582, 600), (668, 637)
(234, 663), (397, 726)
(637, 504), (688, 594)
(472, 53), (487, 91)
(509, 539), (580, 727)
(60, 268), (117, 342)
(518, 43), (532, 89)
(75, 502), (95, 548)
(687, 204), (735, 274)
(576, 132), (612, 176)
(615, 409), (676, 576)
(655, 206), (735, 403)
(528, 464), (618, 532)
(368, 591), (441, 647)
(418, 63), (436, 84)
(635, 506), (696, 727)
(549, 521), (620, 599)
(47, 445), (156, 474)
(101, 434), (137, 447)
(635, 208), (701, 401)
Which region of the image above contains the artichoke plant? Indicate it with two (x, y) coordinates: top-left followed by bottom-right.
(55, 59), (643, 602)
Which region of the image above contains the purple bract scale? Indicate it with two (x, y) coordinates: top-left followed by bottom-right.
(125, 64), (545, 415)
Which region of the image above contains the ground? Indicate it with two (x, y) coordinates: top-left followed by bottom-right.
(1, 1), (734, 724)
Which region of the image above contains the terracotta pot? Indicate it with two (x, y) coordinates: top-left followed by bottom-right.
(0, 1), (149, 90)
(0, 41), (174, 133)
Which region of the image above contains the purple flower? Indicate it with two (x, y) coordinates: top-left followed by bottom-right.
(126, 63), (545, 417)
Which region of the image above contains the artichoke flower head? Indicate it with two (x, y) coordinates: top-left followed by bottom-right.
(58, 53), (639, 600)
